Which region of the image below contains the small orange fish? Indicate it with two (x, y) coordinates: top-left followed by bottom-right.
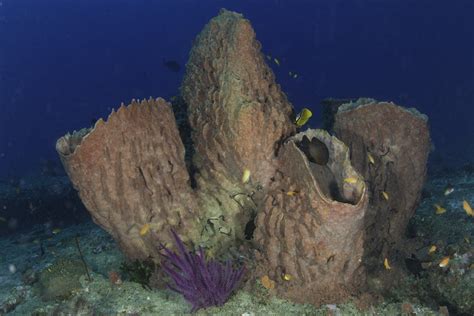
(281, 273), (292, 281)
(428, 245), (437, 254)
(139, 223), (150, 236)
(261, 275), (275, 289)
(439, 256), (450, 268)
(242, 169), (251, 184)
(463, 200), (473, 217)
(434, 204), (446, 215)
(344, 177), (358, 184)
(367, 153), (375, 165)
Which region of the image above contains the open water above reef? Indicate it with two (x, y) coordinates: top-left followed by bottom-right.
(0, 164), (473, 315)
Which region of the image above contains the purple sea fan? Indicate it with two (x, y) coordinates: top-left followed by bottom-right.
(159, 230), (245, 312)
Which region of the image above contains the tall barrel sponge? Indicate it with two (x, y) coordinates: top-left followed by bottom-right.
(254, 129), (369, 306)
(180, 9), (295, 252)
(56, 98), (200, 260)
(333, 99), (430, 289)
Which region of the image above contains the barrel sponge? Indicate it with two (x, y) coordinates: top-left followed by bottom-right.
(55, 10), (431, 308)
(254, 129), (369, 305)
(333, 99), (431, 290)
(56, 98), (200, 260)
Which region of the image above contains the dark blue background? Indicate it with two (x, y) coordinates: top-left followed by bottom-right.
(1, 0), (473, 178)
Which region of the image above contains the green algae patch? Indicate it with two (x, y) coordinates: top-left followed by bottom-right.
(36, 258), (86, 301)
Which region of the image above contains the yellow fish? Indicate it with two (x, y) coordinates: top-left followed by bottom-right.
(367, 153), (375, 165)
(439, 256), (450, 268)
(382, 191), (389, 200)
(286, 191), (299, 197)
(139, 223), (150, 236)
(434, 204), (446, 215)
(295, 108), (312, 127)
(463, 200), (473, 216)
(428, 245), (437, 254)
(274, 58), (280, 66)
(384, 258), (391, 270)
(281, 273), (292, 281)
(242, 169), (251, 184)
(344, 177), (358, 184)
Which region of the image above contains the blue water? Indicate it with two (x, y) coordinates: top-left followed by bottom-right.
(1, 0), (473, 176)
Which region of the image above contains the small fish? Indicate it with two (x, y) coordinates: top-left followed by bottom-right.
(298, 135), (329, 165)
(444, 186), (454, 196)
(273, 58), (280, 66)
(463, 200), (473, 217)
(344, 177), (358, 184)
(464, 236), (471, 244)
(289, 71), (293, 76)
(163, 59), (181, 72)
(367, 153), (375, 165)
(384, 258), (391, 270)
(439, 256), (450, 268)
(295, 108), (312, 127)
(139, 223), (150, 236)
(281, 273), (292, 281)
(382, 191), (389, 201)
(242, 169), (251, 184)
(428, 245), (437, 254)
(286, 191), (299, 197)
(434, 203), (446, 215)
(260, 275), (275, 289)
(266, 55), (272, 60)
(293, 73), (298, 79)
(52, 228), (61, 235)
